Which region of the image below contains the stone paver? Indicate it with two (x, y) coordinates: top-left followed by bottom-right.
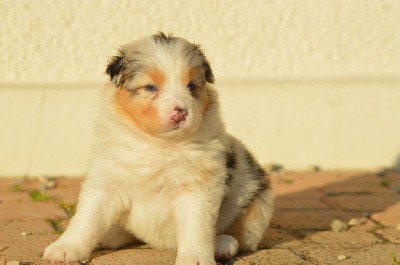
(0, 171), (399, 264)
(376, 227), (400, 244)
(0, 201), (67, 222)
(91, 247), (176, 265)
(233, 249), (308, 265)
(306, 231), (381, 245)
(340, 244), (400, 265)
(259, 229), (300, 249)
(371, 201), (400, 227)
(325, 193), (400, 212)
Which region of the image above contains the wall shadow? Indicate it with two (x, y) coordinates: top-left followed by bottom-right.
(226, 170), (400, 264)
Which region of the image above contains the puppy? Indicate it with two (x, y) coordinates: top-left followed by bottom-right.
(44, 32), (274, 265)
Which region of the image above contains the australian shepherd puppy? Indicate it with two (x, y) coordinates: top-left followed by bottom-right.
(44, 33), (274, 265)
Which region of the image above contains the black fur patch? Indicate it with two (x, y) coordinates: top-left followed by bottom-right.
(225, 150), (237, 169)
(153, 32), (177, 44)
(244, 150), (268, 180)
(191, 45), (214, 84)
(182, 42), (214, 85)
(236, 150), (270, 209)
(202, 60), (214, 84)
(224, 147), (237, 187)
(225, 173), (233, 187)
(105, 50), (125, 83)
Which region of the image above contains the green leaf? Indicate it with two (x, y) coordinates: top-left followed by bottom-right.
(46, 218), (65, 234)
(9, 183), (22, 192)
(29, 190), (51, 202)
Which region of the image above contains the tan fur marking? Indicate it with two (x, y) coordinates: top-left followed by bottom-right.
(148, 69), (166, 88)
(114, 88), (164, 135)
(181, 68), (194, 86)
(181, 67), (210, 113)
(199, 87), (210, 113)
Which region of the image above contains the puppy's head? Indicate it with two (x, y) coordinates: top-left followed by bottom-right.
(106, 32), (214, 139)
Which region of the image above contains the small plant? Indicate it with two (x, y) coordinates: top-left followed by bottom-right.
(282, 177), (294, 184)
(380, 180), (391, 188)
(392, 253), (400, 265)
(373, 223), (385, 231)
(46, 218), (64, 234)
(9, 183), (22, 192)
(60, 202), (77, 218)
(29, 190), (51, 202)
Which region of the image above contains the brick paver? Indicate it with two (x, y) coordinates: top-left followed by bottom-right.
(0, 171), (399, 265)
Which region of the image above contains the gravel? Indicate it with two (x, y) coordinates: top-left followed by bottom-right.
(331, 219), (349, 232)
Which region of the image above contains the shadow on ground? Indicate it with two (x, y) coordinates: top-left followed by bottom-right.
(89, 170), (400, 264)
(227, 170), (400, 264)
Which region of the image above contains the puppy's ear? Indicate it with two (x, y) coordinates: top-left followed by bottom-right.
(194, 45), (214, 84)
(106, 50), (125, 86)
(185, 42), (215, 84)
(202, 60), (214, 84)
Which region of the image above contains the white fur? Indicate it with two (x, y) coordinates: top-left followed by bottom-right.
(215, 235), (239, 259)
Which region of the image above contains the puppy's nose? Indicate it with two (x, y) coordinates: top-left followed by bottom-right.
(170, 107), (188, 123)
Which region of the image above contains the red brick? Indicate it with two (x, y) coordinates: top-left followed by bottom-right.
(0, 220), (54, 236)
(259, 229), (299, 249)
(272, 171), (371, 195)
(376, 227), (400, 244)
(271, 209), (357, 231)
(275, 197), (330, 210)
(325, 193), (400, 212)
(91, 247), (175, 265)
(307, 231), (381, 245)
(0, 233), (59, 263)
(234, 249), (308, 265)
(340, 244), (400, 265)
(0, 202), (67, 221)
(371, 201), (400, 227)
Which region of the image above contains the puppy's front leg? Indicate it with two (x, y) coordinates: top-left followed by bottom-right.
(174, 191), (220, 265)
(44, 186), (124, 262)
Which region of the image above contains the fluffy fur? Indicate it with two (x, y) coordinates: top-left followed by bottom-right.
(44, 32), (274, 265)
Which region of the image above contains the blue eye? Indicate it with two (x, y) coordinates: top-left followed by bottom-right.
(145, 84), (158, 92)
(187, 82), (197, 92)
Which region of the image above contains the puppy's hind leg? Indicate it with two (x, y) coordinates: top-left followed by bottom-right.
(99, 223), (137, 249)
(215, 234), (239, 260)
(227, 189), (274, 252)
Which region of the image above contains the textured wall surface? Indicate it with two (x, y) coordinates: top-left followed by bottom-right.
(1, 0), (400, 176)
(1, 0), (400, 82)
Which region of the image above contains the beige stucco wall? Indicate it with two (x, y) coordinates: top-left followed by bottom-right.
(1, 0), (400, 176)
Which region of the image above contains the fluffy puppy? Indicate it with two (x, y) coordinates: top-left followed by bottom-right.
(44, 32), (274, 265)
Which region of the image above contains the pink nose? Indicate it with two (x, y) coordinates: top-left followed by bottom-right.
(170, 107), (188, 123)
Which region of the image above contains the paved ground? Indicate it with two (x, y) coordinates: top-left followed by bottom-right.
(0, 170), (399, 265)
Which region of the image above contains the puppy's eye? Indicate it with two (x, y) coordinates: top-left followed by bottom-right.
(187, 82), (197, 92)
(145, 84), (158, 92)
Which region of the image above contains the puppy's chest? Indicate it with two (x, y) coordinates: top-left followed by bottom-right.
(121, 142), (226, 192)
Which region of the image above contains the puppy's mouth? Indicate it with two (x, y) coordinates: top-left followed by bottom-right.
(167, 116), (189, 130)
(158, 113), (199, 136)
(169, 122), (186, 131)
(163, 119), (191, 134)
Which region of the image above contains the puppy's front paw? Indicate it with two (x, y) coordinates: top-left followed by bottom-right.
(44, 239), (91, 263)
(175, 254), (216, 265)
